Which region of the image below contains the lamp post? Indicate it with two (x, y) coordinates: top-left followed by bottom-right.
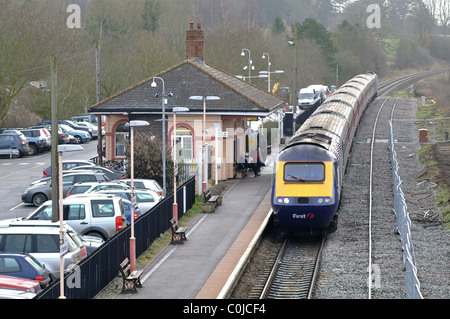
(151, 77), (173, 198)
(241, 48), (252, 83)
(57, 144), (83, 299)
(189, 95), (220, 193)
(172, 107), (189, 222)
(129, 120), (150, 272)
(262, 53), (271, 92)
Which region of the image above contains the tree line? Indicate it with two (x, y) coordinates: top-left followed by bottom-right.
(0, 0), (449, 127)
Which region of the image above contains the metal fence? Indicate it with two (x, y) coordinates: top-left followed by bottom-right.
(388, 121), (423, 299)
(36, 177), (196, 299)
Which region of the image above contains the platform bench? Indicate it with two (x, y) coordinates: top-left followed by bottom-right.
(203, 188), (219, 206)
(170, 217), (187, 244)
(119, 258), (143, 293)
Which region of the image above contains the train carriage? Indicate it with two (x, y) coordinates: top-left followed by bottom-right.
(271, 72), (378, 231)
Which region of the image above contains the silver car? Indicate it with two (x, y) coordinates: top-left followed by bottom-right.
(0, 227), (81, 279)
(21, 172), (109, 206)
(94, 189), (161, 214)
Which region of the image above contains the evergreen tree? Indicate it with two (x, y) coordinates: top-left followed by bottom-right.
(142, 0), (161, 33)
(272, 16), (285, 34)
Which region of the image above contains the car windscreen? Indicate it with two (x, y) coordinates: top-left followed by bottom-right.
(299, 93), (314, 99)
(283, 162), (325, 183)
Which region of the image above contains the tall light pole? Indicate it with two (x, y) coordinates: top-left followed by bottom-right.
(172, 107), (189, 222)
(129, 120), (149, 272)
(57, 144), (83, 299)
(241, 48), (253, 83)
(262, 53), (270, 92)
(151, 77), (173, 198)
(189, 95), (220, 193)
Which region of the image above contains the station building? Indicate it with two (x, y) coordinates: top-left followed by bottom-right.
(89, 22), (284, 186)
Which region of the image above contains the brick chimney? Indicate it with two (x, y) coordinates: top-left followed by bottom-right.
(186, 22), (204, 61)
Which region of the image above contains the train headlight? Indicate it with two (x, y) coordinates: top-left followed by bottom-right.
(277, 198), (283, 204)
(283, 197), (290, 204)
(317, 198), (324, 204)
(324, 197), (331, 204)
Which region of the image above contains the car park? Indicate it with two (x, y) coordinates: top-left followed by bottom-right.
(0, 252), (53, 289)
(42, 159), (96, 177)
(22, 171), (109, 206)
(0, 275), (42, 294)
(94, 189), (161, 214)
(18, 129), (47, 155)
(0, 132), (30, 158)
(22, 196), (127, 240)
(0, 227), (82, 278)
(38, 119), (93, 137)
(66, 181), (130, 198)
(122, 178), (163, 196)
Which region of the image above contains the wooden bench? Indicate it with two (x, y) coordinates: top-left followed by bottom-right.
(203, 188), (220, 206)
(170, 217), (187, 244)
(119, 258), (143, 293)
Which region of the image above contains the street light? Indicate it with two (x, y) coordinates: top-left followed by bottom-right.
(262, 53), (271, 92)
(151, 77), (173, 198)
(172, 107), (189, 222)
(189, 95), (220, 193)
(57, 144), (83, 299)
(241, 48), (252, 83)
(129, 120), (149, 272)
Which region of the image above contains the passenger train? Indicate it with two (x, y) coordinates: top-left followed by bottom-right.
(271, 72), (378, 232)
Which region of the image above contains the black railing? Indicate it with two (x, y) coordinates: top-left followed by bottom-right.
(37, 177), (196, 299)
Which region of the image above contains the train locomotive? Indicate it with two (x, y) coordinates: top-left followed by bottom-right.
(271, 72), (378, 232)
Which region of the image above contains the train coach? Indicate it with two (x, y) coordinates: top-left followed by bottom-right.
(271, 72), (378, 232)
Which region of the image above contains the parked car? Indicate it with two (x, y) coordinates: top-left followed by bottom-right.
(0, 275), (42, 294)
(32, 125), (69, 145)
(22, 172), (109, 206)
(0, 252), (53, 289)
(43, 160), (96, 177)
(0, 287), (37, 299)
(22, 196), (127, 240)
(0, 227), (82, 278)
(0, 132), (30, 158)
(122, 178), (163, 196)
(94, 189), (161, 214)
(18, 129), (46, 155)
(72, 193), (140, 225)
(66, 181), (130, 198)
(2, 219), (104, 256)
(27, 127), (52, 151)
(59, 124), (91, 144)
(73, 122), (98, 139)
(71, 165), (125, 180)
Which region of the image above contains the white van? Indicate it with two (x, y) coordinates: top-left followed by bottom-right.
(0, 227), (81, 278)
(21, 195), (126, 240)
(297, 87), (321, 110)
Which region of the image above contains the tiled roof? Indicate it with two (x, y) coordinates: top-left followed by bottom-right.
(89, 59), (284, 115)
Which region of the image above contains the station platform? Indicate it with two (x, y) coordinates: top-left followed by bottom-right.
(116, 169), (273, 299)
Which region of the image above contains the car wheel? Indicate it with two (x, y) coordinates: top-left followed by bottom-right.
(32, 193), (47, 206)
(74, 136), (82, 144)
(27, 144), (37, 155)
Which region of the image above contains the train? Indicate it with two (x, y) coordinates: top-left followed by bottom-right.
(271, 72), (379, 232)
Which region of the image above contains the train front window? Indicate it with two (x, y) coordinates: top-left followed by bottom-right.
(284, 162), (325, 183)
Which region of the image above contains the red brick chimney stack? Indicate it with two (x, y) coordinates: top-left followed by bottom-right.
(186, 21), (204, 61)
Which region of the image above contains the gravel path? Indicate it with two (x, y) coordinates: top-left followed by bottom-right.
(314, 97), (449, 299)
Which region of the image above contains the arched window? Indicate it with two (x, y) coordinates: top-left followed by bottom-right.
(115, 122), (129, 158)
(171, 126), (193, 160)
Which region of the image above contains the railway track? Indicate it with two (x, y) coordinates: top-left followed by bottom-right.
(378, 68), (450, 96)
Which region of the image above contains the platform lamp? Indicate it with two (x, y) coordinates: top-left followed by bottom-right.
(129, 120), (150, 272)
(172, 107), (189, 222)
(57, 144), (83, 299)
(189, 95), (220, 193)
